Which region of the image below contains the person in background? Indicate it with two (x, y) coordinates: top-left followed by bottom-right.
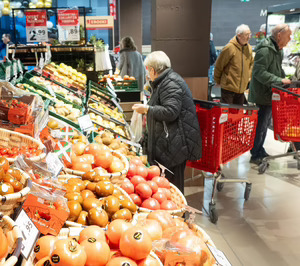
(209, 33), (217, 83)
(255, 24), (266, 44)
(131, 51), (202, 194)
(248, 24), (292, 165)
(115, 36), (146, 91)
(214, 24), (254, 105)
(0, 34), (13, 60)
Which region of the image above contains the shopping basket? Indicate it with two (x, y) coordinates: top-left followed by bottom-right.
(258, 83), (300, 174)
(187, 100), (258, 223)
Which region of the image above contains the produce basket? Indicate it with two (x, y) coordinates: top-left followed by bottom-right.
(65, 150), (129, 178)
(0, 212), (23, 266)
(0, 168), (31, 216)
(138, 183), (187, 216)
(0, 128), (46, 163)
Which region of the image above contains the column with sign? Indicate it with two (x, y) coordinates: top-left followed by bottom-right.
(58, 9), (80, 42)
(26, 10), (48, 42)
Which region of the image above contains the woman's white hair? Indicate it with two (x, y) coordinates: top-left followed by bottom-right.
(144, 51), (171, 74)
(236, 24), (250, 35)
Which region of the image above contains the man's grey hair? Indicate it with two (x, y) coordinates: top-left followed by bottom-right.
(144, 51), (171, 74)
(236, 24), (250, 35)
(271, 24), (290, 38)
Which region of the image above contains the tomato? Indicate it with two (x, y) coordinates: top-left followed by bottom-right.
(130, 157), (143, 166)
(72, 163), (92, 173)
(34, 235), (57, 261)
(109, 158), (124, 173)
(170, 233), (203, 255)
(78, 225), (106, 244)
(106, 257), (137, 266)
(35, 256), (52, 266)
(137, 255), (161, 266)
(84, 143), (102, 156)
(146, 181), (158, 194)
(119, 227), (152, 261)
(161, 188), (171, 200)
(160, 200), (177, 210)
(146, 166), (160, 180)
(0, 228), (8, 260)
(106, 219), (133, 246)
(130, 176), (146, 188)
(137, 219), (162, 241)
(120, 182), (134, 195)
(135, 183), (152, 199)
(141, 198), (160, 210)
(72, 142), (86, 156)
(129, 193), (142, 206)
(152, 177), (170, 189)
(147, 211), (176, 230)
(80, 238), (110, 266)
(127, 163), (137, 178)
(51, 239), (87, 266)
(152, 191), (167, 204)
(94, 150), (113, 169)
(136, 165), (148, 179)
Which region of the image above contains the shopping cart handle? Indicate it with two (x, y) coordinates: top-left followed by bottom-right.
(272, 84), (300, 98)
(193, 99), (259, 111)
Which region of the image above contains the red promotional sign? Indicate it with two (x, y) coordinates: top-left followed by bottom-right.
(26, 10), (47, 27)
(57, 9), (79, 27)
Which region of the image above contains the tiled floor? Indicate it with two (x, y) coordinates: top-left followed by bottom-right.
(185, 129), (300, 266)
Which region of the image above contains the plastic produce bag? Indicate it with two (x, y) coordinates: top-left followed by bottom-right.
(130, 110), (143, 142)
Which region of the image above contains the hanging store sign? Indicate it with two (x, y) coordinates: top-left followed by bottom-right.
(57, 9), (80, 42)
(80, 16), (114, 30)
(26, 10), (48, 43)
(109, 0), (117, 20)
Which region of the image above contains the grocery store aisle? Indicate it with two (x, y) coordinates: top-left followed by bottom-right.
(185, 129), (300, 266)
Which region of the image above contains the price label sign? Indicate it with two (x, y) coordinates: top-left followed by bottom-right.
(15, 209), (40, 259)
(5, 66), (11, 81)
(46, 85), (56, 98)
(17, 59), (23, 74)
(207, 245), (232, 266)
(78, 114), (94, 132)
(26, 10), (48, 42)
(58, 9), (80, 42)
(46, 152), (64, 177)
(13, 62), (18, 77)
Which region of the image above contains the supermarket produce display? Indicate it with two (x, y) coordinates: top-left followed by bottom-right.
(0, 61), (223, 266)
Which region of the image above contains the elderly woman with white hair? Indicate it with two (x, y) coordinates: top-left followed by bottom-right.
(132, 51), (202, 193)
(214, 24), (254, 105)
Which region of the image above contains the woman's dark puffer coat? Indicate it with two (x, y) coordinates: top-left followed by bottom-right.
(146, 68), (202, 168)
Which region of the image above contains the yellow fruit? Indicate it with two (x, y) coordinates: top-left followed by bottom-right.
(36, 2), (44, 8)
(48, 119), (59, 129)
(3, 0), (10, 8)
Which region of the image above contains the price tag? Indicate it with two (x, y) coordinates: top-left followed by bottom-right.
(45, 46), (52, 64)
(111, 98), (123, 112)
(106, 78), (117, 98)
(46, 85), (56, 98)
(15, 209), (40, 260)
(207, 245), (232, 266)
(58, 25), (80, 42)
(26, 27), (48, 42)
(78, 114), (94, 132)
(5, 66), (11, 81)
(46, 152), (64, 177)
(39, 56), (45, 69)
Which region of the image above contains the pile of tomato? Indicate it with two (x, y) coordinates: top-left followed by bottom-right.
(0, 145), (42, 158)
(120, 159), (179, 211)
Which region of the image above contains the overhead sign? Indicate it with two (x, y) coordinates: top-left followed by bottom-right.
(26, 10), (48, 42)
(58, 9), (80, 42)
(80, 16), (114, 30)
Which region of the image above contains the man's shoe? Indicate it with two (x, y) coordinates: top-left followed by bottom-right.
(260, 151), (270, 158)
(250, 157), (262, 165)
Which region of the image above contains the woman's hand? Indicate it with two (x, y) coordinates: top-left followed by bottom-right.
(132, 104), (149, 114)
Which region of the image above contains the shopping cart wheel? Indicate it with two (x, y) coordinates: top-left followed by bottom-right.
(216, 182), (224, 192)
(244, 183), (252, 201)
(258, 162), (269, 174)
(209, 202), (218, 224)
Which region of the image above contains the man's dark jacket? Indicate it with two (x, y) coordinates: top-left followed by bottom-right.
(146, 68), (202, 168)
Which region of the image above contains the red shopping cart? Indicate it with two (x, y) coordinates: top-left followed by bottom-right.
(258, 83), (300, 174)
(187, 100), (258, 223)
